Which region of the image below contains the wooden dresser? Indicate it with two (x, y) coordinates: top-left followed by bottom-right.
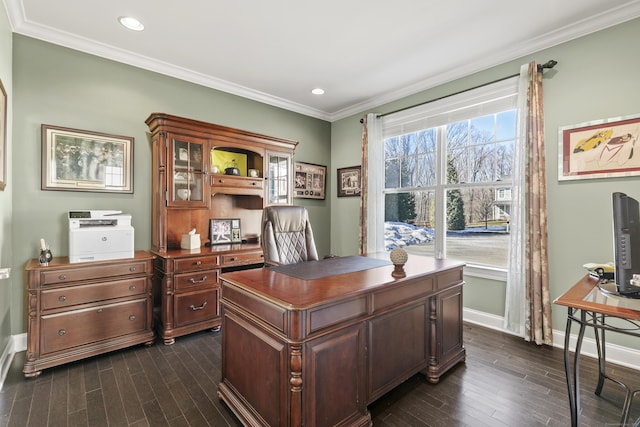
(146, 113), (297, 344)
(23, 251), (155, 378)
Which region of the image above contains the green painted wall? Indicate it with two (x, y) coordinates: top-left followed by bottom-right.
(331, 18), (640, 346)
(10, 35), (331, 334)
(0, 4), (13, 353)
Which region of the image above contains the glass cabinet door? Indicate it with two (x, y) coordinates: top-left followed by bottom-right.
(169, 135), (208, 208)
(266, 150), (292, 205)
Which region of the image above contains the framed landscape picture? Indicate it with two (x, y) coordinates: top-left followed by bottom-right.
(41, 124), (134, 193)
(294, 161), (326, 200)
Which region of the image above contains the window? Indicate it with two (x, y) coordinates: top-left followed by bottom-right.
(374, 78), (520, 273)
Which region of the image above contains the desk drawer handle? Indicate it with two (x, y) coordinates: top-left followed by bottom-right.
(58, 275), (67, 281)
(218, 179), (224, 183)
(58, 295), (66, 302)
(58, 329), (66, 336)
(129, 315), (136, 321)
(193, 260), (202, 266)
(228, 257), (237, 262)
(129, 285), (136, 291)
(189, 301), (208, 311)
(129, 266), (136, 272)
(189, 276), (208, 284)
(251, 182), (257, 186)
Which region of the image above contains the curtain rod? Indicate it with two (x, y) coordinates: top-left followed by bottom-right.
(369, 59), (558, 121)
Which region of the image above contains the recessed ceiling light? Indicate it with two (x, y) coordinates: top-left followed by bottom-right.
(119, 16), (145, 31)
(311, 88), (325, 95)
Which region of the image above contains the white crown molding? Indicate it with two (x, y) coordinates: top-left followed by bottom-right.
(6, 0), (640, 122)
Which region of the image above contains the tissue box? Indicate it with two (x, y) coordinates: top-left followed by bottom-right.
(181, 234), (201, 250)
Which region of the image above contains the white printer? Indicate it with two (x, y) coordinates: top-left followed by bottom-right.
(68, 210), (134, 263)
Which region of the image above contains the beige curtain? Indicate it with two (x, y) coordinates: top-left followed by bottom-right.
(525, 61), (552, 345)
(359, 116), (369, 256)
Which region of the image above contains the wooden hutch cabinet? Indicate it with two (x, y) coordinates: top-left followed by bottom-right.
(145, 113), (297, 344)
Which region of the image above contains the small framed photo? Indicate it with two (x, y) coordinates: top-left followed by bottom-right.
(337, 165), (361, 197)
(558, 113), (640, 180)
(294, 161), (326, 200)
(209, 218), (242, 245)
(41, 124), (134, 193)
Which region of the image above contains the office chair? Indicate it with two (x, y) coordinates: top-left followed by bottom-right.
(261, 205), (319, 266)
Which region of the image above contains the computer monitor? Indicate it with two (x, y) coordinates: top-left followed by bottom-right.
(612, 192), (640, 297)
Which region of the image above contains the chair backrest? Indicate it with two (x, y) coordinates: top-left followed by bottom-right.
(261, 205), (319, 266)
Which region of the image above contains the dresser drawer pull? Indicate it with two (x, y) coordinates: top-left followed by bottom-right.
(58, 275), (67, 281)
(58, 295), (66, 302)
(58, 329), (66, 336)
(189, 301), (208, 311)
(129, 266), (136, 272)
(129, 285), (136, 291)
(188, 276), (208, 284)
(228, 257), (237, 262)
(193, 260), (202, 266)
(97, 309), (103, 313)
(129, 315), (136, 321)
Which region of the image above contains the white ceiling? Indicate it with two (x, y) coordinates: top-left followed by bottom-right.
(4, 0), (640, 121)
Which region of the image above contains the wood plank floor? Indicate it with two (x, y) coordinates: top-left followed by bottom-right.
(1, 322), (639, 426)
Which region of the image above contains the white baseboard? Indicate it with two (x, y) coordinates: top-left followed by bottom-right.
(0, 333), (25, 391)
(463, 307), (640, 371)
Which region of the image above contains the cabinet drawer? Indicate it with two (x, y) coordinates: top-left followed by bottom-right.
(174, 269), (219, 291)
(41, 261), (148, 285)
(40, 298), (148, 355)
(211, 175), (263, 190)
(221, 251), (264, 267)
(174, 289), (220, 327)
(175, 255), (219, 272)
(41, 278), (148, 310)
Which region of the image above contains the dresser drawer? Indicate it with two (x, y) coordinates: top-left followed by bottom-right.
(40, 298), (149, 355)
(174, 269), (219, 291)
(211, 175), (263, 190)
(174, 289), (220, 327)
(221, 251), (264, 267)
(41, 278), (148, 310)
(175, 255), (219, 272)
(40, 261), (148, 285)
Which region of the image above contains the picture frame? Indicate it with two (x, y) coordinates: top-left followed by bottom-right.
(558, 113), (640, 181)
(294, 161), (326, 200)
(0, 79), (7, 190)
(337, 165), (362, 197)
(209, 218), (242, 245)
(41, 124), (134, 193)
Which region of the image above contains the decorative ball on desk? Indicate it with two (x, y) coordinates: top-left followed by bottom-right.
(389, 248), (408, 278)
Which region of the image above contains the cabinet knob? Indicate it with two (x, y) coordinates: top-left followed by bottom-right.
(251, 182), (257, 186)
(58, 275), (67, 281)
(189, 301), (208, 311)
(129, 285), (136, 291)
(129, 315), (136, 321)
(129, 266), (136, 272)
(58, 329), (66, 336)
(194, 261), (202, 266)
(188, 276), (208, 284)
(218, 179), (224, 183)
(58, 295), (66, 302)
(229, 257), (237, 262)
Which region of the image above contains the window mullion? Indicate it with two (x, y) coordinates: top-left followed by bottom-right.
(434, 125), (447, 259)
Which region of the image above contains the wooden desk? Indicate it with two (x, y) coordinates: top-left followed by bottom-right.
(555, 275), (640, 427)
(218, 254), (465, 427)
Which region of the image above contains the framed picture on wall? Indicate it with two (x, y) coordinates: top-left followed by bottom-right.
(0, 79), (6, 191)
(41, 124), (134, 193)
(558, 113), (640, 180)
(337, 165), (361, 197)
(294, 161), (326, 200)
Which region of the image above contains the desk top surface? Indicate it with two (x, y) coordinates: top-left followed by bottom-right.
(220, 253), (464, 307)
(554, 275), (640, 320)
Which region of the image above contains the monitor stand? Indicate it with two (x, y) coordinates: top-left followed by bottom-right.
(598, 280), (640, 299)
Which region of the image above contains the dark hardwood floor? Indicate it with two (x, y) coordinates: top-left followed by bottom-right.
(1, 323), (639, 426)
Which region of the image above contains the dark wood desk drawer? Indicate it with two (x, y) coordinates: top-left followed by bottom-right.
(40, 261), (148, 285)
(174, 269), (219, 291)
(40, 298), (148, 354)
(41, 278), (147, 310)
(175, 255), (220, 272)
(174, 288), (220, 327)
(221, 251), (264, 267)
